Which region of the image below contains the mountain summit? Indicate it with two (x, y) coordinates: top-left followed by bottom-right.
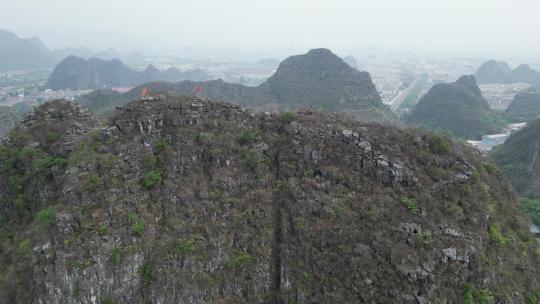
(257, 48), (381, 111)
(475, 60), (540, 87)
(407, 76), (503, 139)
(122, 48), (394, 123)
(0, 96), (537, 303)
(0, 29), (55, 70)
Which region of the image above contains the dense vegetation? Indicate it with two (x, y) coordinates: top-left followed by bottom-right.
(492, 118), (540, 198)
(77, 90), (121, 118)
(505, 89), (540, 122)
(521, 198), (540, 227)
(407, 76), (505, 139)
(0, 97), (537, 303)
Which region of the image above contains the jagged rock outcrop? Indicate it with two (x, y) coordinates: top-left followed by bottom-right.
(407, 75), (504, 139)
(0, 96), (538, 303)
(122, 49), (395, 123)
(45, 56), (212, 90)
(5, 100), (101, 156)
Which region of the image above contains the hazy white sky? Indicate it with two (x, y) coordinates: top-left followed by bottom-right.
(4, 0), (540, 57)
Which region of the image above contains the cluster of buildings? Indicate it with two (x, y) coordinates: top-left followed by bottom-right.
(421, 59), (477, 83)
(367, 57), (479, 107)
(467, 122), (527, 152)
(368, 64), (411, 105)
(479, 83), (532, 110)
(373, 76), (404, 104)
(0, 87), (92, 107)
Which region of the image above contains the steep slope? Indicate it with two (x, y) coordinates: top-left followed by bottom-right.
(0, 29), (18, 49)
(407, 76), (504, 139)
(26, 36), (50, 55)
(475, 60), (540, 87)
(492, 119), (540, 198)
(0, 106), (20, 136)
(123, 49), (395, 123)
(505, 89), (540, 122)
(0, 29), (55, 70)
(46, 56), (135, 90)
(258, 49), (381, 110)
(77, 90), (122, 118)
(0, 97), (538, 303)
(45, 56), (212, 90)
(343, 55), (359, 69)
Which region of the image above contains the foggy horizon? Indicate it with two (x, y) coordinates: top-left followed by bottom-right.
(4, 0), (540, 60)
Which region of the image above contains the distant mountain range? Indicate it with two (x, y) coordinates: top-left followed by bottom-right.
(475, 60), (540, 88)
(121, 49), (394, 123)
(407, 75), (504, 139)
(0, 29), (56, 70)
(0, 29), (154, 71)
(45, 55), (212, 90)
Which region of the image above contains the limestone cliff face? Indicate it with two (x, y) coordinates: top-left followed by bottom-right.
(0, 97), (538, 303)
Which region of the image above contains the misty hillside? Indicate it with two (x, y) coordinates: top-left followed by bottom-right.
(492, 118), (540, 198)
(45, 56), (212, 90)
(407, 76), (504, 139)
(475, 60), (540, 88)
(505, 89), (540, 122)
(121, 49), (395, 123)
(0, 29), (55, 70)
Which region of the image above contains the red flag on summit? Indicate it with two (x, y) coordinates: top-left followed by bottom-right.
(141, 87), (149, 98)
(194, 85), (203, 95)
